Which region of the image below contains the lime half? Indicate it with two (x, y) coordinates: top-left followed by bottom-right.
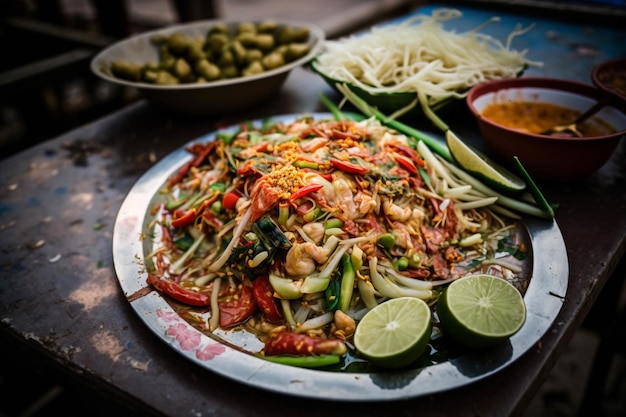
(437, 274), (526, 349)
(354, 297), (432, 369)
(446, 130), (526, 195)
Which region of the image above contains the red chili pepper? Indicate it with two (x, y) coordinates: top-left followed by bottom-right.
(329, 158), (369, 175)
(146, 273), (210, 306)
(429, 198), (441, 215)
(394, 145), (426, 167)
(300, 127), (328, 139)
(253, 142), (269, 152)
(188, 142), (216, 167)
(263, 332), (347, 356)
(154, 252), (168, 275)
(289, 183), (324, 201)
(252, 275), (284, 324)
(394, 144), (420, 160)
(330, 129), (360, 140)
(171, 208), (197, 228)
(167, 143), (216, 188)
(218, 281), (258, 329)
(394, 154), (418, 175)
(200, 208), (223, 230)
(237, 159), (259, 177)
(167, 160), (194, 188)
(170, 191), (219, 228)
(223, 190), (242, 210)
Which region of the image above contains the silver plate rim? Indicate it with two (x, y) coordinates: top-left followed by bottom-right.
(112, 112), (569, 401)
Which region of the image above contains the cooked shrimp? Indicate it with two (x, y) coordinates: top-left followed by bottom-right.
(383, 199), (413, 222)
(302, 222), (325, 244)
(331, 178), (358, 219)
(284, 242), (330, 277)
(300, 137), (329, 153)
(249, 178), (281, 222)
(355, 191), (377, 215)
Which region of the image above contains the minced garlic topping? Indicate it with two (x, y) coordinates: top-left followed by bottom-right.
(265, 164), (305, 198)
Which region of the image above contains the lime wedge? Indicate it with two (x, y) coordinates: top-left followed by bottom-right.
(437, 274), (526, 349)
(354, 297), (432, 369)
(446, 130), (526, 195)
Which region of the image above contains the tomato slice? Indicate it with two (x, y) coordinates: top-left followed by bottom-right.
(222, 190), (242, 211)
(218, 280), (258, 329)
(252, 275), (284, 324)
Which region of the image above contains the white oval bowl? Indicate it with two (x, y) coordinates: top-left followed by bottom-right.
(91, 19), (325, 115)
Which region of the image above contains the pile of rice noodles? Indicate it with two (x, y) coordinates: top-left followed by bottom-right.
(315, 8), (542, 116)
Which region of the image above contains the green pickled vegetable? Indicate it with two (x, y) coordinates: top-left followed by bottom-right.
(108, 22), (313, 86)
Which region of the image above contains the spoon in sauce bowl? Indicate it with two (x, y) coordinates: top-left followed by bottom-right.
(539, 95), (613, 137)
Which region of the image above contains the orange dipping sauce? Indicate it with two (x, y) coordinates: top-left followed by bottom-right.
(481, 101), (616, 137)
(598, 69), (626, 97)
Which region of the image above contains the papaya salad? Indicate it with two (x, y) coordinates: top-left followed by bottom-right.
(144, 114), (527, 368)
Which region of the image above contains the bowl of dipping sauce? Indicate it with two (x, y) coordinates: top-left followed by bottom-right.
(592, 57), (626, 101)
(466, 77), (626, 181)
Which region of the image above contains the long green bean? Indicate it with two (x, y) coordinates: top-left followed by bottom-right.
(339, 254), (355, 312)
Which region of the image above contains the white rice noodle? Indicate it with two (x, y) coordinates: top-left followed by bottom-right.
(316, 8), (541, 108)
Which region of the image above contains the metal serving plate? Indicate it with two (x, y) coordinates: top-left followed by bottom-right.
(112, 113), (568, 401)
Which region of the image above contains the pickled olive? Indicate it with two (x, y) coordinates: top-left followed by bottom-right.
(285, 43), (311, 61)
(142, 68), (159, 83)
(237, 32), (258, 47)
(145, 61), (159, 71)
(218, 48), (235, 66)
(262, 52), (285, 70)
(246, 49), (264, 64)
(278, 26), (310, 43)
(186, 39), (205, 61)
(254, 34), (275, 51)
(195, 59), (221, 80)
(208, 22), (228, 35)
(155, 70), (179, 85)
(243, 60), (264, 76)
(110, 61), (142, 81)
(257, 20), (278, 33)
(205, 32), (229, 53)
(221, 65), (239, 79)
(237, 22), (257, 34)
(168, 32), (190, 54)
(158, 47), (176, 70)
(231, 40), (248, 64)
(173, 58), (193, 81)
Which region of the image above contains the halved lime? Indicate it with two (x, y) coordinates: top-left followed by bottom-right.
(354, 297), (432, 369)
(437, 274), (526, 349)
(446, 130), (526, 195)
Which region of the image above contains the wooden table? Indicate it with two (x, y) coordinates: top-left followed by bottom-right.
(1, 4), (625, 416)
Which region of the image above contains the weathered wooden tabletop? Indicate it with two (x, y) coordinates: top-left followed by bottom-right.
(1, 4), (625, 416)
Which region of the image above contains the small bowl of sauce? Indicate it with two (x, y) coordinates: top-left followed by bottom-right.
(466, 77), (626, 181)
(592, 57), (626, 101)
(480, 101), (617, 137)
